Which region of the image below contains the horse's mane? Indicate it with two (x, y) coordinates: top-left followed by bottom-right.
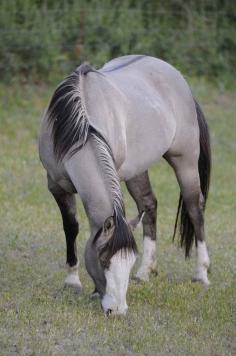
(46, 64), (95, 160)
(102, 55), (146, 73)
(46, 64), (137, 261)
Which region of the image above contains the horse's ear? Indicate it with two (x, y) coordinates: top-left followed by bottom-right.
(95, 216), (115, 252)
(103, 216), (115, 235)
(129, 211), (145, 232)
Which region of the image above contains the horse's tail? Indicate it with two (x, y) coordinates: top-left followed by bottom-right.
(46, 65), (137, 260)
(173, 99), (211, 257)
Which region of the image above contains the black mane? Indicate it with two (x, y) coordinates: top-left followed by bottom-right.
(47, 63), (94, 160)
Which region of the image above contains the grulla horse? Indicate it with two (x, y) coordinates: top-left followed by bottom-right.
(39, 55), (211, 315)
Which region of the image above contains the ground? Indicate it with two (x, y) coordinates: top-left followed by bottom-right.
(0, 78), (235, 355)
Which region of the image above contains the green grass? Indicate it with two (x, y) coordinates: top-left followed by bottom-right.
(0, 79), (235, 355)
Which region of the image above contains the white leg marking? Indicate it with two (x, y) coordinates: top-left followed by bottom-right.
(193, 241), (210, 285)
(64, 262), (82, 291)
(136, 236), (156, 281)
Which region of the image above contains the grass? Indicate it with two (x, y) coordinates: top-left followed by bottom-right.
(0, 78), (235, 355)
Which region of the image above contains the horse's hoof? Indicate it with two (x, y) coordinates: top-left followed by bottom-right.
(192, 277), (210, 287)
(64, 272), (82, 294)
(192, 266), (210, 287)
(64, 283), (82, 294)
(151, 269), (158, 277)
(90, 291), (100, 300)
(134, 268), (158, 282)
(133, 274), (149, 283)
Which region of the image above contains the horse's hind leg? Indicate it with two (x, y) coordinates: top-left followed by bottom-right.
(166, 155), (210, 285)
(47, 175), (82, 293)
(126, 171), (157, 281)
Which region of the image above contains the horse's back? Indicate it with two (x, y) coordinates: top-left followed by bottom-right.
(100, 56), (198, 179)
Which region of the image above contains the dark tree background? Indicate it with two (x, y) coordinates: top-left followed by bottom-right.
(0, 0), (235, 84)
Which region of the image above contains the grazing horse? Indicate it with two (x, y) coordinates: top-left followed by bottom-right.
(39, 55), (211, 315)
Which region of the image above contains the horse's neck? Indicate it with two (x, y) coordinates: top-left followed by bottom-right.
(81, 72), (127, 168)
(65, 139), (113, 228)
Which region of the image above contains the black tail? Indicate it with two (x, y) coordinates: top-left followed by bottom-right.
(173, 99), (211, 257)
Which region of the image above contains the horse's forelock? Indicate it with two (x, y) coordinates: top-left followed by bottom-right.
(97, 209), (137, 268)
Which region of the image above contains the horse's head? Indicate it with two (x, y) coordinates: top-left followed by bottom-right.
(85, 213), (142, 315)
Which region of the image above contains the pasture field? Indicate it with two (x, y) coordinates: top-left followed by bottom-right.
(0, 79), (235, 355)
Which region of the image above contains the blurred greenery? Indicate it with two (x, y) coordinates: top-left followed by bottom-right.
(0, 0), (235, 85)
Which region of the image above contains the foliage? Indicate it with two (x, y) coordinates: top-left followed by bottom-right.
(0, 0), (235, 83)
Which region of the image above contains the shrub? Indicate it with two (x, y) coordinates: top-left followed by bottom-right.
(0, 0), (235, 84)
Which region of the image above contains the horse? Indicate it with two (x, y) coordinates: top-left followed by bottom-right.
(39, 55), (211, 315)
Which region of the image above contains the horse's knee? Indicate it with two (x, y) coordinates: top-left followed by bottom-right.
(143, 192), (157, 219)
(63, 218), (79, 240)
(142, 193), (157, 238)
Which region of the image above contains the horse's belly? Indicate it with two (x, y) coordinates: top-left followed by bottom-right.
(119, 153), (161, 181)
(118, 108), (175, 181)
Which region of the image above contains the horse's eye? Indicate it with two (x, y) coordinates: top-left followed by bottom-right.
(106, 221), (111, 229)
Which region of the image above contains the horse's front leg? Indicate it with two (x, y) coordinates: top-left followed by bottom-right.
(48, 175), (82, 293)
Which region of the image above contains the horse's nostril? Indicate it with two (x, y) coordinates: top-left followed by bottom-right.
(106, 309), (112, 316)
